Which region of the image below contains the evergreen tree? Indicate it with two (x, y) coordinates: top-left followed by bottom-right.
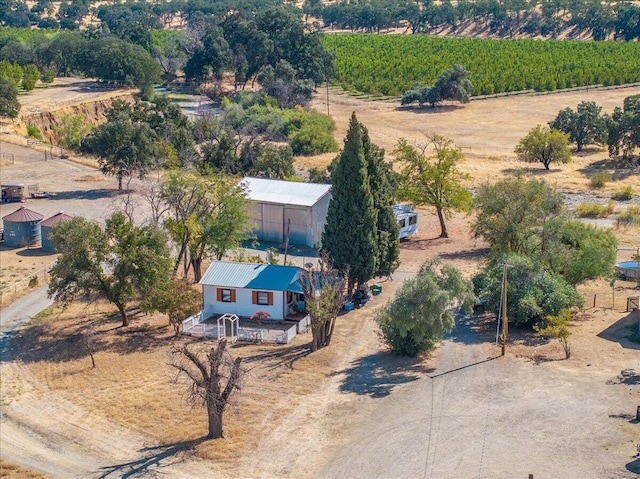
(362, 125), (400, 278)
(322, 112), (378, 294)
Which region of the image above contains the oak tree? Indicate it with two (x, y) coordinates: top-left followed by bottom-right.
(515, 125), (572, 170)
(393, 134), (472, 238)
(170, 340), (244, 439)
(48, 213), (172, 327)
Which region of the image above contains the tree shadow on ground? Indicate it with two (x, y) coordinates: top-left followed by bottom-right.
(48, 189), (119, 201)
(578, 157), (640, 181)
(0, 308), (175, 365)
(501, 166), (561, 175)
(447, 313), (503, 345)
(238, 342), (309, 370)
(16, 249), (52, 257)
(395, 104), (462, 114)
(597, 310), (640, 351)
(97, 437), (206, 479)
(332, 351), (434, 398)
(626, 457), (640, 474)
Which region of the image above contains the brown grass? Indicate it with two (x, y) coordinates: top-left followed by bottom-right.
(0, 460), (45, 479)
(8, 280), (399, 472)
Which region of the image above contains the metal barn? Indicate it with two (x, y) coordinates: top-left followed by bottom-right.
(2, 206), (44, 248)
(40, 211), (72, 253)
(241, 177), (332, 248)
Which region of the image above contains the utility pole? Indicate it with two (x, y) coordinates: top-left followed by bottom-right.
(500, 262), (509, 356)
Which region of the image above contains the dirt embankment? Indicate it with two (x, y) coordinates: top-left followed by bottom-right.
(16, 94), (135, 145)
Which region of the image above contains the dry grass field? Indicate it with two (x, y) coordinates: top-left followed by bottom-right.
(1, 80), (640, 477)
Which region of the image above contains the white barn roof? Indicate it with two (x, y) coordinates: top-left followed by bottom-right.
(241, 177), (331, 207)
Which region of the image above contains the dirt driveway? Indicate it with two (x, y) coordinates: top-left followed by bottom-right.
(317, 313), (640, 479)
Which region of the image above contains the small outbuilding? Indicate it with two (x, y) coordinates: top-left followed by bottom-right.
(1, 206), (44, 248)
(241, 177), (331, 248)
(40, 211), (72, 253)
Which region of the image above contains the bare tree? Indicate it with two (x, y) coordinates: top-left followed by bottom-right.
(139, 177), (170, 225)
(84, 323), (96, 369)
(170, 340), (244, 439)
(301, 258), (344, 352)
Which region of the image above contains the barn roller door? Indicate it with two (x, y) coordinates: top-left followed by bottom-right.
(284, 207), (310, 246)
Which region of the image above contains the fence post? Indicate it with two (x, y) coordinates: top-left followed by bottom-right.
(593, 294), (596, 308)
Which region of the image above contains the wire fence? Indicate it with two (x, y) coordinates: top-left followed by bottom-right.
(0, 262), (54, 306)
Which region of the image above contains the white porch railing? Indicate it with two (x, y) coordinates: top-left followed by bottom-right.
(182, 311), (298, 344)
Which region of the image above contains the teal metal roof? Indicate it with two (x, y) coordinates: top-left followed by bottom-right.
(199, 261), (302, 291)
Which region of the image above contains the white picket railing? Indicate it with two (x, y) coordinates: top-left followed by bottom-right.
(182, 311), (299, 344)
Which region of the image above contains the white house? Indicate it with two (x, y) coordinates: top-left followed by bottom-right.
(241, 177), (332, 248)
(199, 261), (306, 321)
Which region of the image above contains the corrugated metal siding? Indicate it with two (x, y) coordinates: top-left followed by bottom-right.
(241, 177), (331, 207)
(261, 203), (284, 243)
(284, 207), (311, 246)
(4, 219), (41, 248)
(41, 226), (55, 252)
(311, 192), (331, 248)
(248, 202), (262, 237)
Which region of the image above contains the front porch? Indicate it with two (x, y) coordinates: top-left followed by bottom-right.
(182, 311), (311, 344)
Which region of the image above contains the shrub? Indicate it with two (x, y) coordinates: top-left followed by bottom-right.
(589, 171), (611, 189)
(28, 276), (38, 288)
(376, 259), (475, 356)
(618, 205), (640, 226)
(611, 186), (634, 201)
(575, 202), (613, 218)
(26, 124), (43, 140)
(473, 254), (583, 328)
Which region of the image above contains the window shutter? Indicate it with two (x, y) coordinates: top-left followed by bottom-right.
(252, 291), (258, 304)
(217, 288), (222, 302)
(268, 292), (273, 305)
(231, 289), (236, 303)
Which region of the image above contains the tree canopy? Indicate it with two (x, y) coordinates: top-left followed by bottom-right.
(394, 134), (472, 238)
(48, 212), (172, 327)
(549, 101), (608, 152)
(0, 76), (19, 118)
(515, 125), (572, 170)
(376, 258), (476, 356)
(322, 112), (378, 293)
(473, 254), (584, 328)
(161, 170), (251, 281)
(607, 94), (640, 165)
(472, 176), (565, 257)
(401, 64), (473, 107)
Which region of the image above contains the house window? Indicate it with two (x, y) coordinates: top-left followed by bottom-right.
(217, 288), (236, 302)
(398, 219), (406, 228)
(257, 291), (270, 305)
(252, 291), (273, 305)
(409, 215), (417, 225)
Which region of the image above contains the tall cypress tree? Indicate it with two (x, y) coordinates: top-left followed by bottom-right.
(322, 113), (378, 294)
(362, 125), (400, 278)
